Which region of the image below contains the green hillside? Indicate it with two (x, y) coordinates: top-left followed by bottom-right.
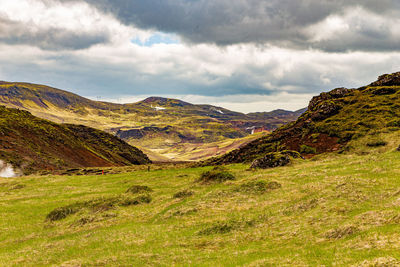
(1, 143), (400, 265)
(206, 72), (400, 165)
(0, 106), (150, 174)
(0, 82), (303, 161)
(2, 73), (400, 265)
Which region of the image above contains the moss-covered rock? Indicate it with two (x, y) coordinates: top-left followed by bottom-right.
(251, 152), (291, 169)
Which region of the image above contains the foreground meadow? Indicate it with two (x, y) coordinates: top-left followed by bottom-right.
(1, 151), (400, 266)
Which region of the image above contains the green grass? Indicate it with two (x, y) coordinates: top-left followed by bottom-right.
(1, 149), (400, 266)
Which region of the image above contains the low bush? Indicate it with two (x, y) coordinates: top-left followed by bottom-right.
(198, 166), (235, 183)
(46, 205), (80, 221)
(173, 190), (194, 199)
(325, 225), (358, 239)
(235, 180), (281, 194)
(198, 220), (238, 235)
(126, 185), (153, 194)
(300, 145), (317, 154)
(46, 194), (152, 221)
(366, 140), (388, 147)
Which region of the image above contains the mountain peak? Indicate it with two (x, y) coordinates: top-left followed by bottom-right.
(140, 96), (191, 107)
(370, 71), (400, 87)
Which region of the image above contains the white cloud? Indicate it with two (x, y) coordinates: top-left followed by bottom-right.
(304, 6), (400, 51)
(0, 0), (152, 49)
(0, 0), (399, 113)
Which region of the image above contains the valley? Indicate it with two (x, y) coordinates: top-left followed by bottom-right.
(1, 72), (400, 266)
(2, 1), (399, 265)
(0, 81), (303, 162)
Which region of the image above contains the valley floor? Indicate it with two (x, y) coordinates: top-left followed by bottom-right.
(1, 151), (400, 266)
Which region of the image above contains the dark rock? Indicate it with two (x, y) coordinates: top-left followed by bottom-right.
(308, 87), (351, 111)
(250, 150), (303, 169)
(372, 87), (397, 95)
(280, 150), (303, 159)
(310, 101), (342, 121)
(251, 152), (291, 169)
(370, 72), (400, 87)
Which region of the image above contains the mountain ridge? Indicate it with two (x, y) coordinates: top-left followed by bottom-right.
(204, 71), (400, 165)
(0, 81), (305, 161)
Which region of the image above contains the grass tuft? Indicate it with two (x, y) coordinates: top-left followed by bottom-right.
(325, 225), (358, 239)
(126, 185), (153, 194)
(235, 180), (281, 194)
(198, 166), (235, 183)
(46, 194), (152, 221)
(173, 189), (194, 199)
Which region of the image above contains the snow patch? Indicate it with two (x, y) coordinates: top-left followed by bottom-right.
(211, 107), (224, 114)
(151, 105), (166, 111)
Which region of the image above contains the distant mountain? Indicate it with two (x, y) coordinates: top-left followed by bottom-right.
(0, 82), (304, 161)
(205, 72), (400, 165)
(0, 106), (150, 174)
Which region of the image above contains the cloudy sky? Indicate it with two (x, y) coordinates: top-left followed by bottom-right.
(0, 0), (399, 112)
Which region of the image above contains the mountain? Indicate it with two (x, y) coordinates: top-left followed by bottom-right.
(205, 72), (400, 165)
(0, 106), (150, 174)
(0, 82), (304, 161)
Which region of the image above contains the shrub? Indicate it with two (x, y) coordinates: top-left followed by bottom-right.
(126, 185), (153, 194)
(236, 180), (282, 194)
(366, 140), (387, 147)
(250, 152), (290, 169)
(198, 220), (238, 235)
(325, 225), (358, 239)
(387, 120), (400, 127)
(46, 205), (80, 221)
(198, 166), (235, 183)
(173, 190), (194, 199)
(300, 145), (317, 154)
(46, 195), (152, 221)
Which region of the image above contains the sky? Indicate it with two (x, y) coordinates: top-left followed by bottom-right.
(0, 0), (399, 113)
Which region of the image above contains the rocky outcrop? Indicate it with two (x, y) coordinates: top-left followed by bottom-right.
(308, 87), (351, 111)
(250, 151), (302, 169)
(369, 72), (400, 87)
(203, 71), (400, 166)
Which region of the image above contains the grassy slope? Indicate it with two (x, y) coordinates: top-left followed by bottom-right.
(206, 81), (400, 165)
(1, 138), (400, 266)
(0, 106), (150, 174)
(131, 132), (269, 162)
(0, 82), (301, 161)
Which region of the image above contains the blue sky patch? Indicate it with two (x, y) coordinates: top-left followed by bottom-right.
(132, 33), (180, 46)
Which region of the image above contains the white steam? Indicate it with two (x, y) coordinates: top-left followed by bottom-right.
(0, 160), (18, 178)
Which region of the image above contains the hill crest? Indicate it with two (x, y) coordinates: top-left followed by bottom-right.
(0, 82), (305, 161)
(0, 106), (150, 174)
(205, 71), (400, 165)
